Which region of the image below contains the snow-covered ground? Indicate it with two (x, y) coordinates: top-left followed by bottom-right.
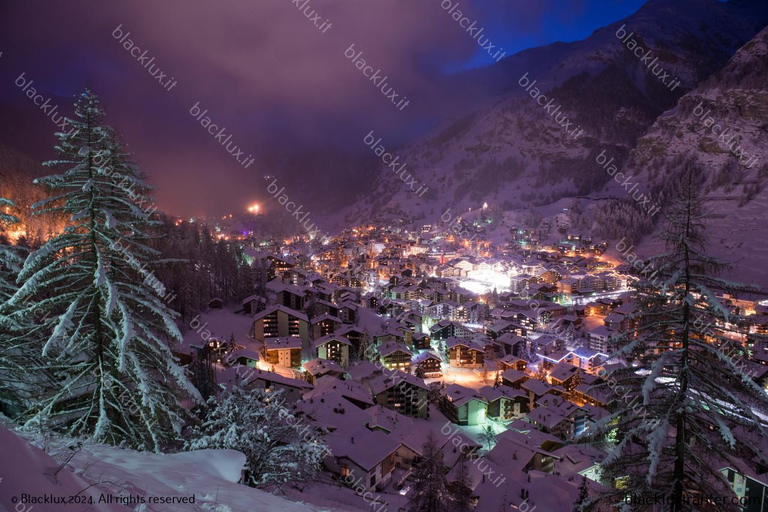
(0, 422), (321, 512)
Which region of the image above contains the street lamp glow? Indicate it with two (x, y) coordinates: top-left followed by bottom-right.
(248, 204), (260, 213)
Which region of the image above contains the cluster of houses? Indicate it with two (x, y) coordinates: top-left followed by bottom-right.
(193, 223), (768, 510)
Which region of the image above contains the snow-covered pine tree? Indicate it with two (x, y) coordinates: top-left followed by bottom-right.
(574, 475), (589, 512)
(356, 328), (377, 362)
(448, 454), (474, 512)
(5, 90), (200, 450)
(0, 192), (29, 416)
(0, 193), (21, 303)
(187, 385), (328, 488)
(590, 164), (768, 511)
(409, 432), (449, 512)
(479, 424), (496, 451)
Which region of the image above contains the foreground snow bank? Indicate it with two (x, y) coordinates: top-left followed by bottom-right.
(0, 424), (319, 512)
(0, 425), (127, 512)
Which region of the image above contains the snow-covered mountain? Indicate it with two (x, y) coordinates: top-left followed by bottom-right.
(338, 0), (768, 229)
(618, 25), (768, 288)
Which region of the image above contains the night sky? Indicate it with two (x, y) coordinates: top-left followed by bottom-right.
(0, 0), (646, 218)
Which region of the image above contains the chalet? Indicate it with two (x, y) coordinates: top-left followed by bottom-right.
(551, 444), (606, 482)
(377, 341), (413, 372)
(588, 324), (613, 353)
(496, 333), (526, 356)
(363, 406), (418, 466)
(208, 297), (223, 309)
(219, 367), (312, 402)
(411, 351), (442, 378)
(304, 376), (374, 410)
(310, 313), (343, 339)
(548, 362), (581, 393)
(252, 305), (309, 348)
(225, 348), (260, 368)
(312, 299), (340, 318)
(430, 320), (473, 341)
(427, 301), (460, 320)
(367, 371), (429, 419)
(445, 338), (485, 368)
(537, 395), (590, 437)
(273, 283), (309, 311)
(500, 369), (529, 389)
(479, 386), (528, 421)
(411, 332), (431, 351)
(241, 295), (266, 315)
(281, 268), (308, 286)
(498, 354), (528, 372)
(314, 334), (351, 366)
(524, 406), (573, 439)
(569, 347), (608, 374)
(486, 320), (518, 339)
(338, 302), (358, 324)
(522, 379), (563, 411)
(325, 426), (400, 492)
(267, 255), (295, 277)
(335, 325), (366, 355)
(540, 349), (572, 371)
(263, 337), (302, 368)
(303, 358), (345, 384)
(397, 310), (424, 331)
(572, 382), (608, 408)
(530, 334), (563, 356)
(440, 384), (488, 426)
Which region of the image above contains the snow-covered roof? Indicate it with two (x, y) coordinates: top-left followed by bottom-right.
(313, 333), (352, 349)
(324, 426), (400, 471)
(253, 304), (309, 322)
(549, 362), (580, 382)
(478, 385), (527, 402)
(309, 313), (343, 325)
(526, 406), (569, 430)
(218, 367), (312, 390)
(411, 350), (442, 364)
(367, 371), (427, 395)
(377, 340), (413, 358)
(443, 384), (488, 407)
(303, 358), (344, 377)
(303, 376), (374, 407)
(264, 337), (302, 350)
(228, 348), (260, 362)
(345, 361), (382, 382)
(522, 378), (558, 397)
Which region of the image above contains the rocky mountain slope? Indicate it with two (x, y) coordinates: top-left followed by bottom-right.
(338, 0), (768, 229)
(615, 25), (768, 288)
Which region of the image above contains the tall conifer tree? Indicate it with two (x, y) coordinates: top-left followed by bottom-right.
(6, 90), (200, 450)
